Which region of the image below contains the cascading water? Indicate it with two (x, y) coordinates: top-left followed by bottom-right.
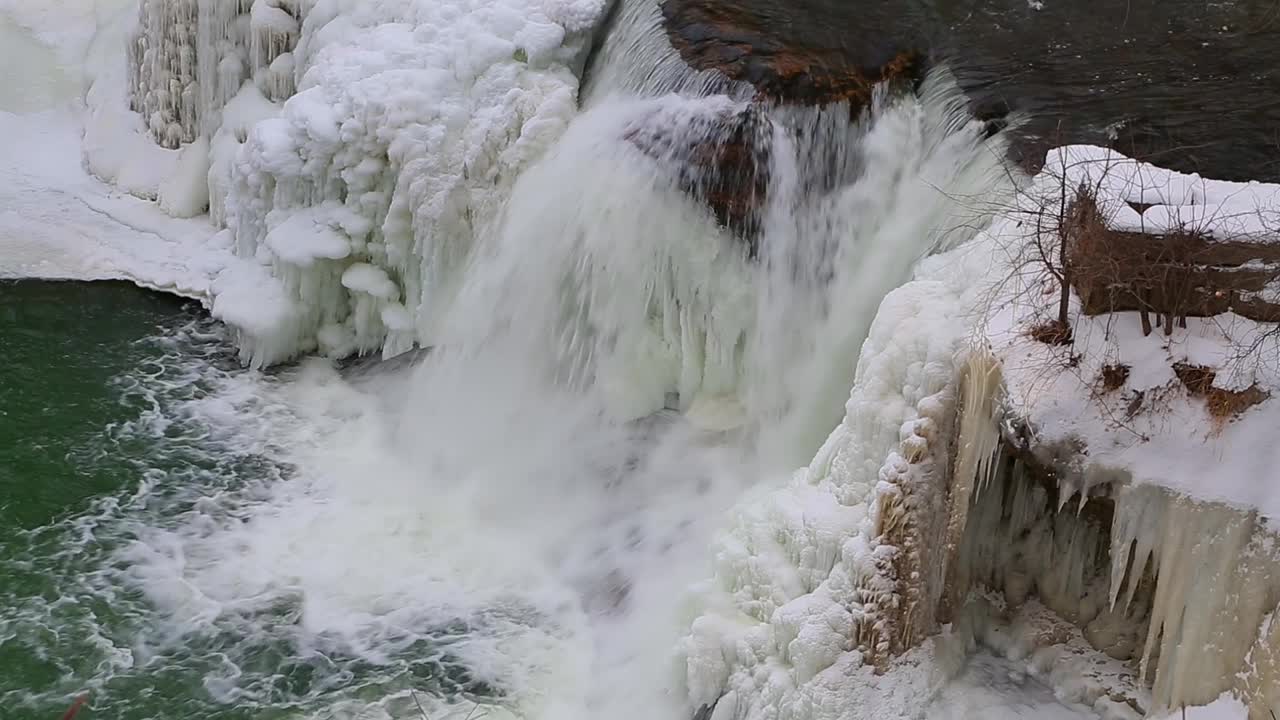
(273, 65), (1006, 718)
(64, 72), (1007, 720)
(579, 0), (744, 104)
(2, 1), (1020, 718)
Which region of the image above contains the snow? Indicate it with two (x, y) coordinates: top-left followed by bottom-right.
(262, 207), (352, 266)
(987, 146), (1280, 521)
(1050, 145), (1280, 242)
(157, 136), (212, 217)
(931, 599), (1148, 720)
(0, 12), (80, 112)
(341, 263), (399, 299)
(0, 109), (232, 299)
(249, 1), (298, 36)
(1149, 696), (1248, 719)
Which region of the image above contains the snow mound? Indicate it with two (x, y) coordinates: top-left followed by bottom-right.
(1051, 145), (1280, 241)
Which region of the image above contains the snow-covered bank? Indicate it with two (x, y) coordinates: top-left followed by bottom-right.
(0, 0), (238, 299)
(0, 108), (229, 300)
(988, 145), (1280, 519)
(679, 147), (1280, 720)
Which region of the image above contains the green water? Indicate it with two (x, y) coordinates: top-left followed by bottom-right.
(0, 280), (202, 716)
(0, 280), (190, 530)
(0, 280), (490, 719)
(0, 280), (307, 718)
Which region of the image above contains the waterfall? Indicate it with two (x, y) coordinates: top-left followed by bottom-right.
(35, 1), (1012, 718)
(373, 63), (1011, 718)
(579, 0), (744, 104)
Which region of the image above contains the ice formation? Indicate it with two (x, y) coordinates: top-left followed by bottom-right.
(679, 148), (1280, 720)
(948, 448), (1280, 716)
(128, 0), (301, 147)
(119, 0), (607, 366)
(946, 150), (1280, 717)
(679, 231), (1010, 720)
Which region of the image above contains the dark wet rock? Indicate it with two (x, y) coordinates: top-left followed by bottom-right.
(337, 345), (431, 379)
(624, 105), (772, 255)
(659, 0), (927, 107)
(629, 0), (936, 250)
(691, 698), (719, 720)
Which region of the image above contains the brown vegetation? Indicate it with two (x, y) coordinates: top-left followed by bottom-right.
(1028, 319), (1074, 346)
(1172, 362), (1270, 422)
(1064, 193), (1280, 335)
(1099, 363), (1131, 392)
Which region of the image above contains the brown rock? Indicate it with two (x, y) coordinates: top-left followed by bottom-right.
(659, 0), (926, 107)
(624, 105), (772, 255)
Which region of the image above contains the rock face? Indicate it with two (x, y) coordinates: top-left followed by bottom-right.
(624, 106), (771, 255)
(624, 0), (927, 251)
(659, 0), (926, 106)
(1067, 194), (1280, 333)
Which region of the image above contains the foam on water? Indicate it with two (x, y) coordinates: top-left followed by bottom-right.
(2, 314), (568, 718)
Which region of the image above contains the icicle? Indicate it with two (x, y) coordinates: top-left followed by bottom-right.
(131, 0), (201, 147)
(952, 347), (1003, 499)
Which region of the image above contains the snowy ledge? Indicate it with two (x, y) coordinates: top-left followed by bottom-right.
(975, 146), (1280, 716)
(681, 147), (1280, 720)
(986, 144), (1280, 522)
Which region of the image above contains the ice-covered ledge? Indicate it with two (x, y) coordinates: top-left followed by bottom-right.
(961, 147), (1280, 717)
(106, 0), (609, 367)
(680, 147), (1280, 720)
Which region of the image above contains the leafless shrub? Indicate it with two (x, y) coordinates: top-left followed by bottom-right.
(1099, 363), (1130, 392)
(1172, 361), (1270, 425)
